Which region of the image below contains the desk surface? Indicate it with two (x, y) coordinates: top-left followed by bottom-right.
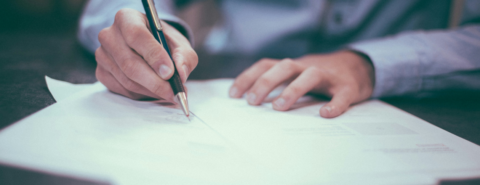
(0, 30), (479, 185)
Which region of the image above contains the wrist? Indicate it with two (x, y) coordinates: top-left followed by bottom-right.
(345, 50), (375, 90)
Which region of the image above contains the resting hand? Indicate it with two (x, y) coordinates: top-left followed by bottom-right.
(229, 51), (375, 118)
(95, 8), (197, 101)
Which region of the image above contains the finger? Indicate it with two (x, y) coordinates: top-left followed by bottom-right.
(319, 87), (355, 118)
(272, 67), (324, 111)
(95, 46), (163, 100)
(162, 22), (198, 83)
(246, 58), (301, 105)
(114, 9), (175, 80)
(96, 65), (149, 100)
(100, 21), (175, 101)
(169, 47), (198, 83)
(229, 58), (277, 98)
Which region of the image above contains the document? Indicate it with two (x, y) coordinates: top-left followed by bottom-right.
(0, 78), (479, 185)
(45, 76), (95, 102)
(187, 79), (480, 184)
(1, 79), (273, 185)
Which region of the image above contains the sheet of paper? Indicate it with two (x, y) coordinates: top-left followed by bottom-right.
(1, 78), (479, 185)
(0, 81), (274, 185)
(187, 79), (480, 184)
(45, 76), (96, 102)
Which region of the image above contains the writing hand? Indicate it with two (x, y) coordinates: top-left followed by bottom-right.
(229, 51), (375, 118)
(95, 9), (197, 101)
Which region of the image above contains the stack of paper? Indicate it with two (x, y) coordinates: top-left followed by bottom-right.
(0, 77), (479, 185)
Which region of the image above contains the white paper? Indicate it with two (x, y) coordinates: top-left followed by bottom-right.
(1, 78), (479, 185)
(45, 76), (96, 102)
(187, 79), (480, 184)
(0, 81), (273, 185)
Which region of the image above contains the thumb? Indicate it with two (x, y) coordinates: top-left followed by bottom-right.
(320, 88), (354, 118)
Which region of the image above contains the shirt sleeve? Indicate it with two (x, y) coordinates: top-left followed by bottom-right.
(77, 0), (193, 53)
(349, 25), (480, 98)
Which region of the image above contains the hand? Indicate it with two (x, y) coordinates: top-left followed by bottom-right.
(229, 51), (375, 118)
(95, 8), (198, 101)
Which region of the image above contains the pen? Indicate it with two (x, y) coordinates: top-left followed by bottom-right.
(141, 0), (190, 120)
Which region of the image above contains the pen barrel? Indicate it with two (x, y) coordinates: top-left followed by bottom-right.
(158, 31), (185, 94)
(142, 0), (185, 95)
(142, 0), (157, 33)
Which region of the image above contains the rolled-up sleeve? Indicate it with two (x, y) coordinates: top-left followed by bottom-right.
(349, 25), (480, 98)
(77, 0), (192, 53)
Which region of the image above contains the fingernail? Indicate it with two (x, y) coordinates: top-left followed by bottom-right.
(182, 65), (189, 83)
(247, 93), (256, 104)
(324, 105), (332, 112)
(274, 98), (285, 108)
(159, 64), (172, 79)
(229, 87), (238, 97)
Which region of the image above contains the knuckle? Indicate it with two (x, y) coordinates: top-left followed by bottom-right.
(172, 49), (183, 62)
(115, 9), (130, 22)
(257, 60), (277, 70)
(187, 49), (198, 67)
(97, 28), (110, 44)
(258, 58), (271, 64)
(124, 26), (143, 45)
(304, 67), (323, 77)
(278, 58), (297, 70)
(151, 83), (167, 96)
(309, 66), (322, 73)
(120, 59), (139, 79)
(256, 58), (274, 68)
(146, 48), (162, 62)
(280, 58), (295, 66)
(288, 85), (303, 96)
(122, 80), (137, 91)
(105, 62), (117, 75)
(172, 47), (183, 54)
(257, 77), (273, 87)
(235, 74), (254, 88)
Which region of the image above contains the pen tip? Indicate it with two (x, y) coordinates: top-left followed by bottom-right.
(176, 92), (190, 122)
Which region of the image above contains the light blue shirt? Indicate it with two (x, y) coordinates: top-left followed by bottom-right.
(78, 0), (480, 98)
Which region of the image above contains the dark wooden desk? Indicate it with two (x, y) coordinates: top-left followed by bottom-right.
(1, 29), (479, 185)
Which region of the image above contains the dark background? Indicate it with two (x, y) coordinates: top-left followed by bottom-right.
(0, 0), (97, 129)
(0, 0), (479, 184)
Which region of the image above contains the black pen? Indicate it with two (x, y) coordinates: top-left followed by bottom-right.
(141, 0), (190, 120)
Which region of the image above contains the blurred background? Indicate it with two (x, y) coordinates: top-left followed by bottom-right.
(0, 0), (87, 33)
(0, 0), (219, 48)
(0, 0), (94, 131)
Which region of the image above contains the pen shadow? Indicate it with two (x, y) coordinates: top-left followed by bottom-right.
(104, 91), (183, 111)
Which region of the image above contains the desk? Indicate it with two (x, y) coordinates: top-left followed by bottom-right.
(0, 29), (479, 185)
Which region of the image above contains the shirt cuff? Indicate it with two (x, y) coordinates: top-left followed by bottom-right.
(138, 6), (194, 46)
(78, 1), (193, 53)
(348, 33), (426, 98)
